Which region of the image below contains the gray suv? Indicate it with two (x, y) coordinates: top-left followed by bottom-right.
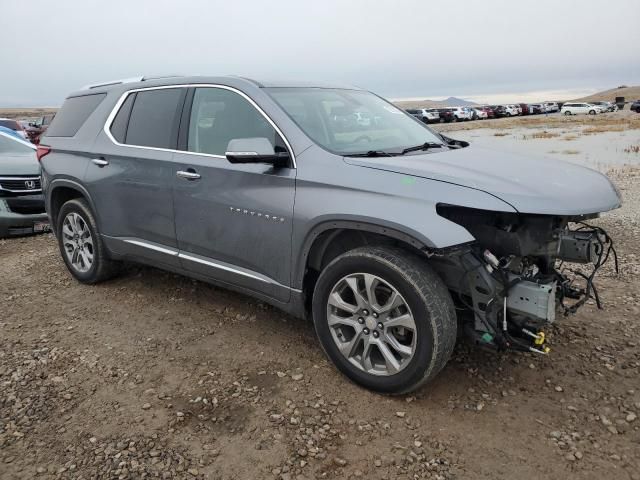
(40, 76), (621, 393)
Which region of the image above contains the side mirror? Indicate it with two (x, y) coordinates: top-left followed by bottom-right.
(225, 137), (289, 167)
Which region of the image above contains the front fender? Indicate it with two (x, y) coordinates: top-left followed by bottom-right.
(290, 149), (517, 289)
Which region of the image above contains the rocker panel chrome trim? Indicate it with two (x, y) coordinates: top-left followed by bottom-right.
(113, 237), (300, 292)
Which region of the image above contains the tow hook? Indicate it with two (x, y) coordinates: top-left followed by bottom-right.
(522, 328), (551, 354)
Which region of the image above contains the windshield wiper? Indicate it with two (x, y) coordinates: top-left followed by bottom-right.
(344, 150), (398, 157)
(400, 142), (447, 155)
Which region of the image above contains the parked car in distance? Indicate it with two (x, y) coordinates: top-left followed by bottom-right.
(561, 103), (603, 115)
(490, 105), (508, 117)
(406, 108), (440, 124)
(40, 76), (621, 394)
(448, 107), (473, 121)
(518, 103), (530, 115)
(504, 105), (519, 116)
(28, 113), (56, 143)
(0, 131), (49, 237)
(529, 104), (544, 114)
(590, 101), (616, 112)
(425, 108), (442, 122)
(630, 100), (640, 113)
(0, 118), (28, 140)
(436, 108), (456, 122)
(478, 106), (496, 118)
(471, 107), (488, 120)
(543, 102), (559, 113)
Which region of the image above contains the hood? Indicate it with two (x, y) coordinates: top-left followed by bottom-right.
(343, 145), (621, 216)
(0, 152), (40, 176)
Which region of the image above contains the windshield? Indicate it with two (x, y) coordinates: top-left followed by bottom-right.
(0, 132), (35, 155)
(265, 88), (444, 155)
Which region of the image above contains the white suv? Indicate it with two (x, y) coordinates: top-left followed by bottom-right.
(406, 108), (440, 124)
(543, 102), (560, 113)
(561, 103), (603, 115)
(449, 107), (473, 121)
(504, 105), (519, 116)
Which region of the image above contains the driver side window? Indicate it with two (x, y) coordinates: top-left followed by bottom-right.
(187, 87), (285, 157)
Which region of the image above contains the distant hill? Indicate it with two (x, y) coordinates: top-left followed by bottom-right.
(573, 85), (640, 102)
(394, 96), (478, 109)
(441, 97), (478, 106)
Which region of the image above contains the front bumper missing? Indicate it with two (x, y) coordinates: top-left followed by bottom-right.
(449, 224), (616, 353)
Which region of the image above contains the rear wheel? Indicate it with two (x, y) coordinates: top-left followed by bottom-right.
(312, 246), (457, 394)
(56, 198), (119, 284)
(564, 111), (572, 115)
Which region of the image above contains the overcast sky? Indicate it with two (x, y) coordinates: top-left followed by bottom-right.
(2, 0), (639, 106)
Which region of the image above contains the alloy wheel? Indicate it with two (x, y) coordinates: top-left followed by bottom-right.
(61, 212), (94, 273)
(326, 273), (417, 376)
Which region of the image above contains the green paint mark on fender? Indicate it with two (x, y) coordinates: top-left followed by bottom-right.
(401, 176), (416, 185)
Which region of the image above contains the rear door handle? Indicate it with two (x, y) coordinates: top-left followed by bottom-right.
(176, 170), (201, 180)
(91, 158), (109, 167)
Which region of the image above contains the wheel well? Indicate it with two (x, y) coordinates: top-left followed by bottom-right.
(301, 228), (425, 316)
(50, 186), (84, 227)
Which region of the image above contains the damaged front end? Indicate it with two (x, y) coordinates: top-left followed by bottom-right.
(430, 205), (618, 354)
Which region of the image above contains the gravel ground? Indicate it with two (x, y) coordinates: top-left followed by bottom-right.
(1, 126), (639, 479)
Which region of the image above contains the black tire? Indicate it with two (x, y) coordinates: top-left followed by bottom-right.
(56, 198), (119, 284)
(564, 111), (572, 115)
(312, 246), (457, 394)
(589, 110), (596, 115)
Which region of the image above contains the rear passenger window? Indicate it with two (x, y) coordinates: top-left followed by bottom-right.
(46, 93), (106, 137)
(187, 87), (284, 157)
(123, 89), (183, 149)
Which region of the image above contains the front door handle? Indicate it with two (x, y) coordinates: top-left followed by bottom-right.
(91, 158), (109, 167)
(176, 169), (201, 180)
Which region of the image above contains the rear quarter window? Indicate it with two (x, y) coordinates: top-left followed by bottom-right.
(46, 93), (106, 137)
(109, 93), (136, 144)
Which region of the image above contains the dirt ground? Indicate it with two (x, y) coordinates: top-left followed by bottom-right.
(1, 117), (640, 480)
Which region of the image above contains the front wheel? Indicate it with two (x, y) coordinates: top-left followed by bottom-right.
(564, 111), (572, 115)
(589, 110), (596, 115)
(312, 246), (457, 394)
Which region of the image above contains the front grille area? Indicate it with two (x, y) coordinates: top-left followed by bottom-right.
(0, 177), (42, 193)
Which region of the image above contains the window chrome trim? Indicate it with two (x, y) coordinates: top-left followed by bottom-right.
(102, 83), (297, 168)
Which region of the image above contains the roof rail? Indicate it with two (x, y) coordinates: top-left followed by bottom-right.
(81, 75), (183, 90)
(81, 76), (144, 90)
